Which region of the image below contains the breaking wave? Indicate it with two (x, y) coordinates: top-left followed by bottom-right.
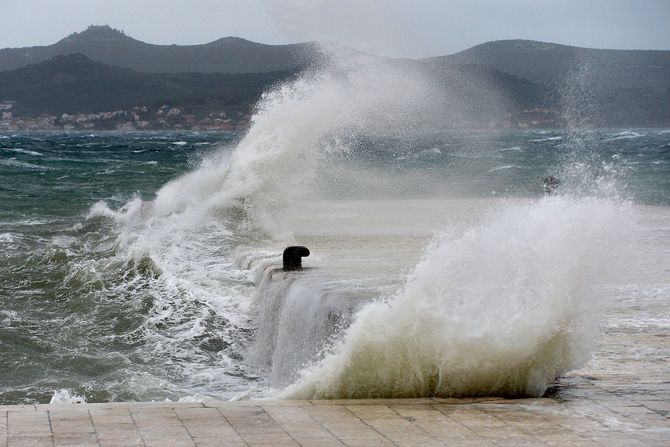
(282, 196), (637, 398)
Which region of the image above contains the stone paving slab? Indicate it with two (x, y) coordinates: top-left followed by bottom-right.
(1, 396), (668, 447)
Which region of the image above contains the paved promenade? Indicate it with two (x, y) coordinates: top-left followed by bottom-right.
(1, 392), (668, 447)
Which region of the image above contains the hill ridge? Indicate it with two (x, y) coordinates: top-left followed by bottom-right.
(0, 25), (318, 74)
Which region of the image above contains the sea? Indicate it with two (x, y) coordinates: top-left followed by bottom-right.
(0, 124), (668, 405)
(1, 53), (669, 405)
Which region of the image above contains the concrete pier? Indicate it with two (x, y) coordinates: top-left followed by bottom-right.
(1, 391), (668, 447)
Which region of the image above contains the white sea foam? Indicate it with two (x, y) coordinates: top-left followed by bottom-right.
(87, 201), (120, 220)
(50, 389), (87, 405)
(531, 136), (562, 142)
(281, 196), (638, 398)
(0, 232), (16, 243)
(486, 164), (517, 173)
(9, 148), (43, 156)
(0, 158), (46, 170)
(605, 131), (645, 141)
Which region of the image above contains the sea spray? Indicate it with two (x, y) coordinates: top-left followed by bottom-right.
(74, 44), (646, 402)
(75, 49), (453, 401)
(50, 389), (87, 405)
(281, 196), (638, 398)
(95, 54), (435, 238)
(249, 268), (361, 388)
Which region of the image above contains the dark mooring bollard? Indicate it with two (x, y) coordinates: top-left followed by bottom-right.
(283, 246), (310, 271)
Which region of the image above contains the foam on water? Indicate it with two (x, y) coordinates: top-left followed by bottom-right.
(531, 136), (562, 142)
(486, 164), (517, 173)
(50, 389), (87, 405)
(282, 196), (638, 398)
(605, 130), (645, 141)
(8, 148), (44, 156)
(0, 232), (16, 243)
(0, 158), (47, 170)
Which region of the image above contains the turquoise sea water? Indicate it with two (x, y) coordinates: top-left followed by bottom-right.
(0, 129), (668, 404)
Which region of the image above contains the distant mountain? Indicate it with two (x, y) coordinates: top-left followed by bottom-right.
(1, 32), (668, 129)
(0, 25), (319, 73)
(0, 52), (538, 114)
(0, 53), (296, 121)
(427, 39), (670, 92)
(423, 40), (670, 126)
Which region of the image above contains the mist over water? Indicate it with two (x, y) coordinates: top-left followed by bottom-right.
(0, 45), (668, 404)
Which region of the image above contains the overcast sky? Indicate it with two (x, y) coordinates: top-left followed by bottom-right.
(3, 0), (670, 57)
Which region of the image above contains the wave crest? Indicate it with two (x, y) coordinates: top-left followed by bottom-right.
(282, 196), (638, 398)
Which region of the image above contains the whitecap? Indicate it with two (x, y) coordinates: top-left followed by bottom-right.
(18, 218), (51, 226)
(530, 136), (562, 142)
(86, 201), (119, 220)
(486, 164), (517, 173)
(50, 389), (87, 405)
(0, 232), (16, 243)
(605, 131), (645, 141)
(8, 148), (43, 156)
(0, 158), (47, 170)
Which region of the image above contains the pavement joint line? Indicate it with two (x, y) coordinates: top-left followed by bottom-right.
(265, 414), (302, 447)
(213, 404), (249, 446)
(385, 402), (450, 445)
(128, 407), (148, 447)
(260, 405), (318, 447)
(85, 408), (101, 447)
(45, 409), (55, 447)
(429, 403), (488, 440)
(297, 401), (351, 444)
(484, 403), (561, 444)
(171, 407), (196, 444)
(342, 404), (399, 446)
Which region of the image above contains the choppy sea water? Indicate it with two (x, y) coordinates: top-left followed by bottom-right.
(0, 129), (668, 404)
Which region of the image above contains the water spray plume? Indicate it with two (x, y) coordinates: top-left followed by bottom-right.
(282, 197), (638, 398)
